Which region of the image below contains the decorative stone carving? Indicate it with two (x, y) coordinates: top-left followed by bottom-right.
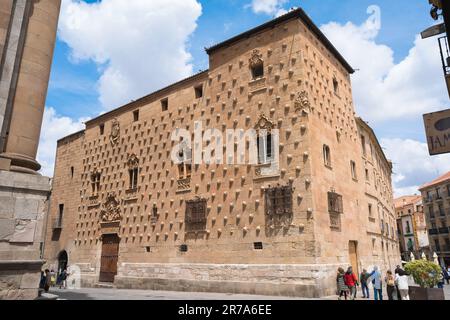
(177, 177), (191, 191)
(294, 91), (311, 113)
(110, 118), (120, 146)
(249, 49), (263, 68)
(127, 154), (139, 169)
(254, 114), (275, 131)
(100, 193), (122, 223)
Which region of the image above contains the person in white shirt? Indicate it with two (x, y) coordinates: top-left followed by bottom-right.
(395, 269), (410, 300)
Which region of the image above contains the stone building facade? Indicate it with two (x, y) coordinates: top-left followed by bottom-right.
(44, 9), (399, 298)
(0, 0), (61, 299)
(395, 195), (430, 261)
(419, 172), (450, 267)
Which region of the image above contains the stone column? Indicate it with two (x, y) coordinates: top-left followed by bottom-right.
(0, 0), (61, 174)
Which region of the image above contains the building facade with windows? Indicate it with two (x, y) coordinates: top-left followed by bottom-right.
(43, 9), (399, 298)
(419, 172), (450, 267)
(394, 195), (430, 262)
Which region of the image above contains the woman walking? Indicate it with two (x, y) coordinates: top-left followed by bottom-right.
(395, 269), (410, 300)
(385, 270), (397, 300)
(337, 268), (349, 300)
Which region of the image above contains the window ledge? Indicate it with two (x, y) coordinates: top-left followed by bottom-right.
(325, 164), (333, 170)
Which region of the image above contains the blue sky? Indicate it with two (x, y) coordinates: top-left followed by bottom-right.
(40, 0), (450, 196)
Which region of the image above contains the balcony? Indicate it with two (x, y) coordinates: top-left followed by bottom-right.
(52, 218), (63, 230)
(429, 228), (439, 235)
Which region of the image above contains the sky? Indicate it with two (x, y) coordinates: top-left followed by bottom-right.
(40, 0), (450, 197)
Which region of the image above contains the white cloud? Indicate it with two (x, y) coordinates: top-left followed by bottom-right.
(250, 0), (288, 17)
(381, 138), (450, 197)
(321, 5), (448, 122)
(37, 107), (87, 177)
(59, 0), (202, 111)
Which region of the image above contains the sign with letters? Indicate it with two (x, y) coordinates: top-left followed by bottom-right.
(423, 108), (450, 155)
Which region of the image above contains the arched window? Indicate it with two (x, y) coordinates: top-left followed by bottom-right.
(255, 114), (275, 165)
(90, 169), (101, 195)
(249, 49), (264, 80)
(127, 154), (139, 191)
(323, 145), (331, 167)
(333, 77), (339, 95)
(177, 140), (192, 180)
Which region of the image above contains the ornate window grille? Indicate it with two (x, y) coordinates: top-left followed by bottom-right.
(328, 191), (343, 230)
(265, 185), (293, 229)
(185, 197), (207, 232)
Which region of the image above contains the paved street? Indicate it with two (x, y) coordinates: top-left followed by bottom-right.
(49, 284), (450, 300)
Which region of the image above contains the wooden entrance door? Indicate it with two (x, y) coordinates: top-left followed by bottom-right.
(99, 234), (120, 283)
(349, 241), (359, 276)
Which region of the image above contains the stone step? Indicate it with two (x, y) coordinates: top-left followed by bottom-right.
(36, 293), (59, 300)
(94, 282), (116, 289)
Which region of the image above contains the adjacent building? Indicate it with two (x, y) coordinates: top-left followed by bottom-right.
(395, 195), (430, 261)
(43, 8), (399, 298)
(0, 0), (61, 299)
(419, 172), (450, 267)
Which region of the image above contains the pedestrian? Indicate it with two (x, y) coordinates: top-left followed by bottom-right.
(360, 269), (370, 299)
(44, 269), (51, 293)
(344, 267), (358, 300)
(59, 268), (68, 289)
(39, 271), (46, 290)
(50, 269), (56, 287)
(442, 267), (450, 285)
(395, 269), (410, 300)
(337, 267), (349, 300)
(385, 270), (397, 300)
(369, 266), (383, 301)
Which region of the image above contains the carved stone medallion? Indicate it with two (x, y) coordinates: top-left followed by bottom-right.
(294, 91), (311, 113)
(249, 49), (263, 68)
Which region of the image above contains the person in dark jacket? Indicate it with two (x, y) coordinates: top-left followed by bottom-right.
(39, 271), (46, 290)
(337, 268), (349, 300)
(442, 267), (450, 285)
(360, 269), (370, 299)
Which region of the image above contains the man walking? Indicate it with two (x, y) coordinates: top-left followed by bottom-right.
(360, 269), (370, 299)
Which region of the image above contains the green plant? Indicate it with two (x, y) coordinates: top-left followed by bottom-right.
(404, 260), (442, 288)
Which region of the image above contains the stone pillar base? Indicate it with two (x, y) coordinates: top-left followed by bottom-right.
(87, 263), (344, 298)
(0, 170), (51, 300)
(0, 260), (44, 300)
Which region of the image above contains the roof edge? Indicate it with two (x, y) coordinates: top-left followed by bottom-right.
(85, 70), (209, 126)
(205, 8), (354, 74)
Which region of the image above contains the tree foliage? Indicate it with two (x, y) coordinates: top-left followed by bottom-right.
(404, 260), (442, 288)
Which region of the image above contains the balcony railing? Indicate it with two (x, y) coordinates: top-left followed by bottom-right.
(429, 228), (439, 235)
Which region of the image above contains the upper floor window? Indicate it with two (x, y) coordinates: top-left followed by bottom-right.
(70, 166), (74, 179)
(350, 161), (357, 180)
(365, 169), (370, 182)
(255, 115), (275, 165)
(447, 185), (450, 197)
(406, 221), (411, 234)
(177, 141), (192, 180)
(368, 204), (373, 217)
(333, 77), (339, 95)
(361, 135), (367, 156)
(161, 98), (169, 112)
(133, 109), (139, 122)
(436, 187), (442, 199)
(323, 145), (331, 168)
(194, 85), (203, 99)
(328, 191), (343, 214)
(90, 170), (101, 195)
(249, 49), (264, 80)
(99, 123), (105, 135)
(127, 154), (139, 191)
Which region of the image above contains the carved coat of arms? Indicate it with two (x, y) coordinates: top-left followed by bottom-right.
(249, 49), (263, 68)
(294, 91), (311, 113)
(100, 193), (122, 222)
(110, 119), (120, 146)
